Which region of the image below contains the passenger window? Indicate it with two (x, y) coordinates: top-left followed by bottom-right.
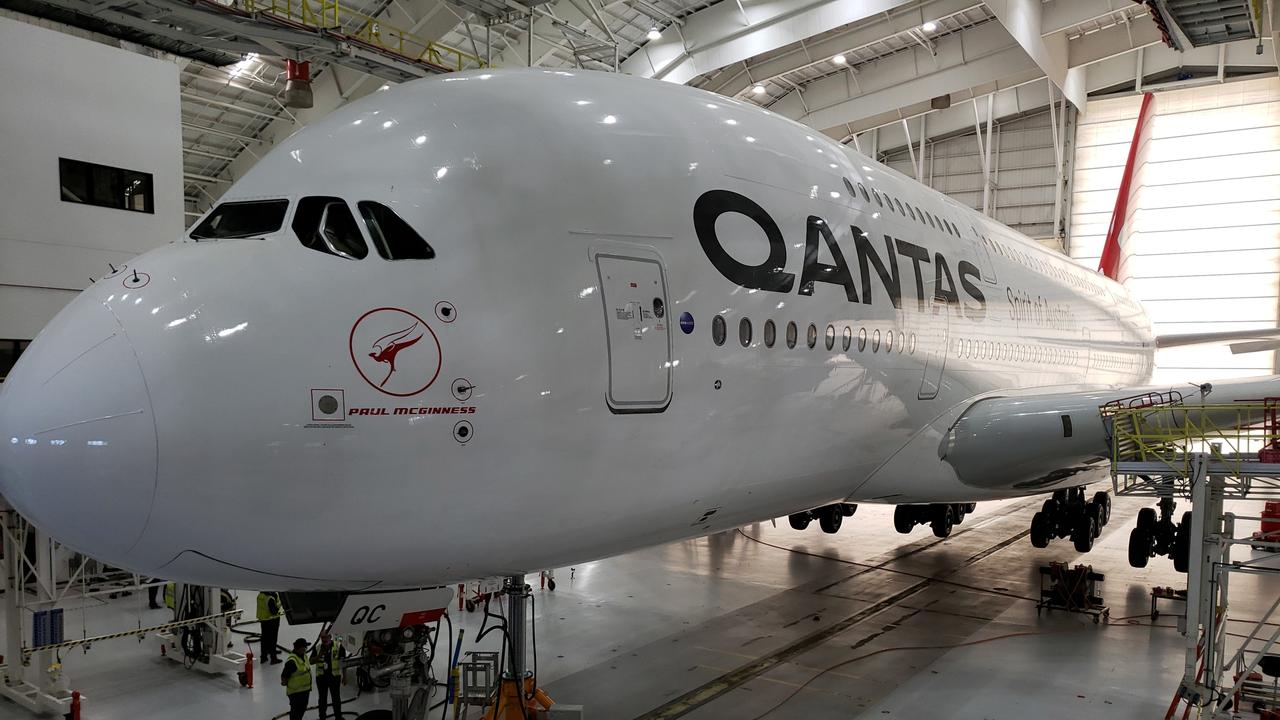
(739, 317), (752, 347)
(857, 183), (870, 202)
(358, 201), (435, 260)
(858, 327), (867, 351)
(893, 198), (905, 216)
(786, 321), (798, 349)
(712, 315), (726, 346)
(872, 329), (881, 352)
(842, 326), (852, 351)
(764, 319), (776, 348)
(872, 190), (883, 207)
(905, 204), (916, 221)
(191, 199), (289, 240)
(806, 323), (817, 349)
(885, 329), (894, 353)
(293, 197), (367, 260)
(825, 324), (835, 350)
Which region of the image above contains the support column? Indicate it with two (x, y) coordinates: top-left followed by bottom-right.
(504, 574), (527, 682)
(3, 510), (24, 690)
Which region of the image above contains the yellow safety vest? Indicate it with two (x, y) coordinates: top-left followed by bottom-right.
(313, 641), (341, 676)
(257, 592), (283, 621)
(284, 652), (312, 695)
(163, 583), (175, 609)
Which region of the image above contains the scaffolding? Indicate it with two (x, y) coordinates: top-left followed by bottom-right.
(1105, 397), (1280, 718)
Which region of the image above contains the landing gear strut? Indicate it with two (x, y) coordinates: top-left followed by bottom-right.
(1029, 488), (1110, 552)
(788, 504), (857, 534)
(1128, 495), (1192, 571)
(893, 503), (976, 538)
(481, 575), (553, 720)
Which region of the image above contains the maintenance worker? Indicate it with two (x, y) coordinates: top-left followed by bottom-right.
(281, 638), (313, 720)
(163, 582), (176, 614)
(148, 578), (163, 609)
(310, 627), (347, 720)
(257, 591), (284, 664)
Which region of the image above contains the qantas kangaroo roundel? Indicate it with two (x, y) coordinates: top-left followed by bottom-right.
(349, 308), (441, 397)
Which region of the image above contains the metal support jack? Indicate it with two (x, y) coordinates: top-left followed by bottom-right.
(482, 575), (554, 720)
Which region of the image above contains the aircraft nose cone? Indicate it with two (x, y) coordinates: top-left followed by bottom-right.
(0, 299), (157, 561)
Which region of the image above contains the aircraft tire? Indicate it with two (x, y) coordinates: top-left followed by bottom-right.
(1128, 527), (1150, 568)
(1072, 515), (1096, 553)
(789, 513), (812, 531)
(1030, 512), (1050, 548)
(893, 506), (916, 534)
(1092, 492), (1111, 525)
(1137, 507), (1157, 532)
(1173, 511), (1192, 573)
(1087, 503), (1104, 538)
(931, 506), (954, 538)
(953, 503), (967, 524)
(818, 507), (842, 534)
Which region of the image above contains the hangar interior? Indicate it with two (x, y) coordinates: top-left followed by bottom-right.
(1, 0), (1280, 718)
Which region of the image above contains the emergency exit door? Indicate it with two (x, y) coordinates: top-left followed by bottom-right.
(918, 297), (950, 400)
(595, 252), (672, 413)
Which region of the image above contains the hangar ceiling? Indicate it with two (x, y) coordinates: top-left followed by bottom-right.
(2, 0), (1275, 219)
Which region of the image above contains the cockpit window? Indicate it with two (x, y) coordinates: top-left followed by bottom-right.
(357, 201), (435, 260)
(293, 196), (368, 260)
(190, 199), (289, 240)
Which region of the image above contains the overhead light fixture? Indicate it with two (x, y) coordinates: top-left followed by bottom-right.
(922, 20), (937, 32)
(647, 26), (662, 40)
(832, 54), (847, 65)
(752, 84), (766, 95)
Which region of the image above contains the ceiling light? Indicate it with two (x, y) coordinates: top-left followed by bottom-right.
(832, 54), (846, 65)
(752, 84), (766, 95)
(647, 26), (662, 40)
(922, 20), (937, 32)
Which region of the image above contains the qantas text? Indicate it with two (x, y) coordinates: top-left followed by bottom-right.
(694, 189), (987, 320)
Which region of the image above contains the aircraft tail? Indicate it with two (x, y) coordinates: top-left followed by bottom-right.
(1098, 92), (1157, 281)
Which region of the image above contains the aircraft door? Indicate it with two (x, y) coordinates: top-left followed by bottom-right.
(595, 251), (672, 413)
(918, 297), (950, 400)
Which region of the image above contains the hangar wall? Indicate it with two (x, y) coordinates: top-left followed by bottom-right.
(881, 110), (1067, 249)
(1070, 77), (1280, 383)
(0, 15), (183, 345)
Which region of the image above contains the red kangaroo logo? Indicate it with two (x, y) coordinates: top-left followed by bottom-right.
(369, 323), (424, 388)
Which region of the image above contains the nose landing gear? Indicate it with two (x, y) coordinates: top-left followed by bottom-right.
(1028, 488), (1111, 552)
(787, 504), (857, 534)
(892, 503), (976, 539)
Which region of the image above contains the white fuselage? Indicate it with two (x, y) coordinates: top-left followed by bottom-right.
(0, 69), (1152, 590)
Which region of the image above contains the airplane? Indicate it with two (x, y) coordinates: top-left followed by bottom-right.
(1, 67), (1278, 593)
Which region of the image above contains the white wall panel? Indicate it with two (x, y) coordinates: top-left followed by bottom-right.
(0, 16), (183, 340)
(1069, 77), (1280, 382)
(882, 111), (1064, 245)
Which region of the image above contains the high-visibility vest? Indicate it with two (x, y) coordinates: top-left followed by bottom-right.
(163, 583), (175, 609)
(284, 653), (312, 695)
(257, 592), (283, 621)
(313, 641), (341, 676)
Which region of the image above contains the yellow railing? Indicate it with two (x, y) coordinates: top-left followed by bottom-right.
(1106, 402), (1280, 476)
(240, 0), (486, 72)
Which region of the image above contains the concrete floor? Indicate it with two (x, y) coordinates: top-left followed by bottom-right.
(0, 491), (1275, 719)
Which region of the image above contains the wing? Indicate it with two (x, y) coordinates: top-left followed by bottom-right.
(1157, 328), (1280, 351)
(854, 375), (1280, 502)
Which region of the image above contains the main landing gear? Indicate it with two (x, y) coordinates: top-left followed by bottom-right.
(1127, 497), (1192, 572)
(893, 503), (976, 539)
(788, 503), (857, 534)
(1029, 487), (1111, 552)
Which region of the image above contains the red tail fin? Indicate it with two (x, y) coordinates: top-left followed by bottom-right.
(1098, 92), (1156, 281)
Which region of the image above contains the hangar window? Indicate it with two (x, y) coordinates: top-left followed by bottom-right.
(293, 197), (368, 260)
(190, 199), (289, 240)
(785, 321), (798, 349)
(358, 202), (435, 260)
(763, 319), (776, 348)
(59, 157), (153, 213)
